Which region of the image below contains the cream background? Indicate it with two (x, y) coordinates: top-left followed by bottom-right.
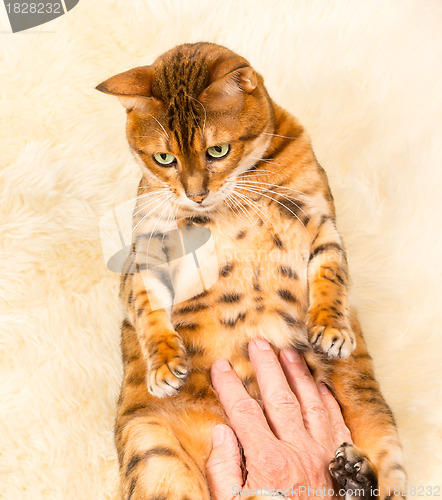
(0, 0), (441, 498)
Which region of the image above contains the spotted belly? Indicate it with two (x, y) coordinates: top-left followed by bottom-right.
(171, 253), (311, 376)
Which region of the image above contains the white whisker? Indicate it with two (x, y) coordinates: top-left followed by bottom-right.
(249, 156), (281, 165)
(114, 191), (169, 235)
(235, 180), (312, 209)
(184, 93), (207, 134)
(263, 132), (299, 140)
(131, 195), (168, 222)
(160, 199), (176, 256)
(223, 194), (238, 217)
(146, 114), (170, 141)
(136, 189), (169, 200)
(231, 190), (274, 234)
(235, 178), (312, 199)
(131, 194), (171, 238)
(226, 193), (259, 230)
(239, 167), (280, 176)
(236, 182), (311, 222)
(145, 196), (174, 265)
(235, 185), (312, 241)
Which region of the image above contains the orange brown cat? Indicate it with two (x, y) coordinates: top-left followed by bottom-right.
(96, 42), (406, 500)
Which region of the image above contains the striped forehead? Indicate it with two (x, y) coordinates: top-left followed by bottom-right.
(155, 49), (210, 151)
(165, 92), (206, 151)
(158, 46), (209, 99)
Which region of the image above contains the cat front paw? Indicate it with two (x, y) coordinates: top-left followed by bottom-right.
(146, 333), (189, 397)
(308, 323), (355, 358)
(329, 443), (378, 498)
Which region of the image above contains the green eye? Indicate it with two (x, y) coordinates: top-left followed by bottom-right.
(207, 144), (229, 159)
(153, 153), (176, 166)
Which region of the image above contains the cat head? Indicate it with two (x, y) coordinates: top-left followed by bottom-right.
(96, 42), (274, 214)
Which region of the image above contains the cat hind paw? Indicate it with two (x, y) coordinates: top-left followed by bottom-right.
(329, 443), (378, 499)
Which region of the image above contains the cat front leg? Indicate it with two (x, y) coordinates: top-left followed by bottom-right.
(306, 216), (355, 358)
(122, 256), (189, 397)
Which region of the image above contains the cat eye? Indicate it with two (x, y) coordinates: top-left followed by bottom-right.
(153, 153), (176, 166)
(206, 144), (230, 159)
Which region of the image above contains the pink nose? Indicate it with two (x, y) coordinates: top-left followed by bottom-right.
(187, 191), (208, 204)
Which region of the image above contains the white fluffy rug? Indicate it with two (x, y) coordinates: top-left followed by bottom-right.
(1, 0), (441, 498)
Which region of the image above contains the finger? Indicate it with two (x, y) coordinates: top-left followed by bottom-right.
(317, 383), (353, 450)
(280, 349), (332, 446)
(206, 424), (243, 500)
(211, 359), (276, 454)
(248, 339), (308, 442)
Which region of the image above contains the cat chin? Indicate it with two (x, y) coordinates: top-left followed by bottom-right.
(177, 201), (221, 219)
(174, 200), (213, 214)
(184, 204), (217, 216)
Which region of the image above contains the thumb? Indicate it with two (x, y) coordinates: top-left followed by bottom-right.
(206, 424), (243, 500)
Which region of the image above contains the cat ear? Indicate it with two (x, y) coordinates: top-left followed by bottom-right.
(199, 65), (257, 108)
(96, 66), (161, 110)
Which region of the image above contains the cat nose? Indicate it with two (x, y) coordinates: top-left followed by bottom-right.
(186, 191), (209, 204)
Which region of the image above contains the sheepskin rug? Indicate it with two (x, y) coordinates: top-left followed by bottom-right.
(1, 0), (441, 498)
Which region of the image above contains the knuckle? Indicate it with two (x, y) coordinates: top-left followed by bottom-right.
(303, 401), (328, 420)
(296, 371), (313, 383)
(230, 396), (262, 418)
(267, 390), (299, 410)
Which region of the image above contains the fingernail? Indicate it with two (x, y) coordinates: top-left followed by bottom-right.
(318, 383), (330, 395)
(253, 338), (272, 350)
(213, 359), (231, 372)
(212, 425), (226, 446)
(282, 349), (302, 363)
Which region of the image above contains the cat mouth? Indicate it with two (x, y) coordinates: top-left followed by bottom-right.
(191, 193), (230, 213)
(174, 196), (217, 215)
(189, 201), (218, 214)
(174, 184), (235, 216)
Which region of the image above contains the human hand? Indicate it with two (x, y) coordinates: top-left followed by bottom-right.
(206, 339), (352, 499)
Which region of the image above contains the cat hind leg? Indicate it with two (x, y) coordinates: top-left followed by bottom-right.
(118, 415), (210, 500)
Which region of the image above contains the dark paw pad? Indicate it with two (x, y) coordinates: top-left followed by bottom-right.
(329, 443), (378, 498)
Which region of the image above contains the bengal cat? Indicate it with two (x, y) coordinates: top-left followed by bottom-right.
(96, 42), (406, 500)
